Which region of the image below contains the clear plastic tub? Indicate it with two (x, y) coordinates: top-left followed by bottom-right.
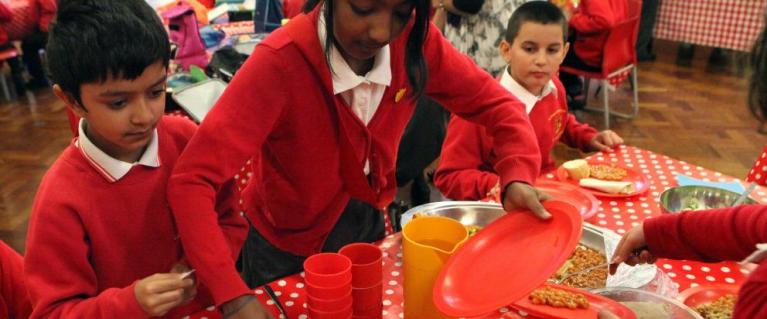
(591, 287), (703, 319)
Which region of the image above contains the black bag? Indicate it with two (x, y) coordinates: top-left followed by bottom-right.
(205, 46), (248, 82)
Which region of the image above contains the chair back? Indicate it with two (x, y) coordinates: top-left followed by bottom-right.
(600, 0), (641, 75)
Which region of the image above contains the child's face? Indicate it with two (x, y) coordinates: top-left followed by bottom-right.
(55, 62), (167, 162)
(500, 21), (569, 95)
(332, 0), (414, 65)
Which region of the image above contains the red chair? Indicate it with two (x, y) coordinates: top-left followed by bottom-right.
(560, 0), (642, 129)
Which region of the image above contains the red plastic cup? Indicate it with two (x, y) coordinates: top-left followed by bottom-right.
(303, 253), (352, 288)
(305, 277), (352, 299)
(307, 292), (353, 312)
(338, 243), (383, 288)
(351, 282), (383, 313)
(308, 303), (353, 319)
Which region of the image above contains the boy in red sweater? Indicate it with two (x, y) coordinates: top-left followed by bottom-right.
(610, 206), (767, 318)
(434, 1), (623, 200)
(24, 1), (247, 318)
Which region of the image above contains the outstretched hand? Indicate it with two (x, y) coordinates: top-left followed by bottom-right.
(503, 182), (553, 219)
(609, 223), (656, 275)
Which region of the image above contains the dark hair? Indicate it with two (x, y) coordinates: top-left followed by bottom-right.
(302, 0), (430, 98)
(47, 0), (170, 105)
(505, 1), (568, 44)
(750, 13), (767, 124)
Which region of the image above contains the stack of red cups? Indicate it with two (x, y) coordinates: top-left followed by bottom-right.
(303, 253), (354, 318)
(339, 243), (384, 319)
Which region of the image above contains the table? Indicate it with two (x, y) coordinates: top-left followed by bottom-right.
(653, 0), (767, 52)
(188, 145), (764, 318)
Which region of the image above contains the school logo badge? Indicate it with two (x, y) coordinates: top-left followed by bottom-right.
(395, 88), (407, 103)
(549, 109), (566, 141)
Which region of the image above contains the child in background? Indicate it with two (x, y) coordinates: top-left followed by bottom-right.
(24, 1), (247, 318)
(434, 1), (623, 201)
(608, 12), (767, 318)
(166, 0), (554, 316)
(559, 0), (628, 106)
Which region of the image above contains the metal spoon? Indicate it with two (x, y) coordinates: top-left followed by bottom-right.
(548, 262), (609, 285)
(731, 183), (757, 206)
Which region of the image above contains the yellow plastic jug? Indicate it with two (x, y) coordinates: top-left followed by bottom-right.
(402, 216), (468, 319)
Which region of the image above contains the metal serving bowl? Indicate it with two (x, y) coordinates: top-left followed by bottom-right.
(591, 287), (703, 319)
(659, 185), (758, 214)
(401, 201), (605, 252)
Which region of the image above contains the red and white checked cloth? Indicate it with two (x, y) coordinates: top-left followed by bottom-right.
(654, 0), (767, 52)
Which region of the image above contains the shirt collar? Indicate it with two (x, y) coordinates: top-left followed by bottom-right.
(76, 119), (160, 182)
(317, 9), (392, 95)
(499, 67), (557, 114)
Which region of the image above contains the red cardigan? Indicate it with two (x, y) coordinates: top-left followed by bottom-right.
(644, 206), (767, 319)
(0, 241), (30, 319)
(168, 6), (540, 305)
(24, 116), (247, 319)
(434, 78), (597, 200)
(570, 0), (628, 67)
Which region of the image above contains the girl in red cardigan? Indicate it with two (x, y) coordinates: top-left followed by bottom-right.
(167, 0), (552, 317)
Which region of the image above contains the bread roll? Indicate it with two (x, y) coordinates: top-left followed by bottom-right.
(563, 159), (590, 180)
(579, 178), (635, 194)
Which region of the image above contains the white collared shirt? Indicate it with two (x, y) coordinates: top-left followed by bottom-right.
(318, 10), (392, 174)
(499, 67), (557, 114)
(318, 11), (392, 125)
(75, 119), (160, 182)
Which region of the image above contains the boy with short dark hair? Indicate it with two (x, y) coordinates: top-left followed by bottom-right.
(24, 0), (247, 317)
(435, 1), (624, 200)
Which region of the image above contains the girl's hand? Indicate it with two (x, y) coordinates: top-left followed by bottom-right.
(170, 262), (197, 305)
(503, 182), (552, 220)
(589, 130), (624, 152)
(609, 223), (656, 275)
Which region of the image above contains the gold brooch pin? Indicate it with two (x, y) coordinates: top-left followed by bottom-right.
(395, 88), (407, 103)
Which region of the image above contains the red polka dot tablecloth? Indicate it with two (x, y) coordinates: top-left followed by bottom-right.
(187, 145), (763, 318)
(539, 146), (760, 293)
(654, 0), (767, 52)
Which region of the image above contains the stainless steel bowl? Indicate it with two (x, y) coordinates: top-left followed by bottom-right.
(659, 185), (758, 214)
(590, 287), (703, 319)
(401, 201), (605, 253)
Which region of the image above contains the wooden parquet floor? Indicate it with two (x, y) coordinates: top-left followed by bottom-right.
(1, 40), (766, 254)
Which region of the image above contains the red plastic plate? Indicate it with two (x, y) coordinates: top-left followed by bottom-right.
(536, 180), (600, 220)
(512, 284), (637, 319)
(678, 284), (740, 309)
(556, 161), (650, 198)
(433, 201), (583, 317)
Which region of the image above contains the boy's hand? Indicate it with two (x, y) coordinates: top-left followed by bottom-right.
(589, 130), (624, 152)
(503, 182), (552, 220)
(134, 273), (195, 317)
(170, 262), (197, 305)
(222, 295), (274, 319)
(609, 223), (656, 275)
